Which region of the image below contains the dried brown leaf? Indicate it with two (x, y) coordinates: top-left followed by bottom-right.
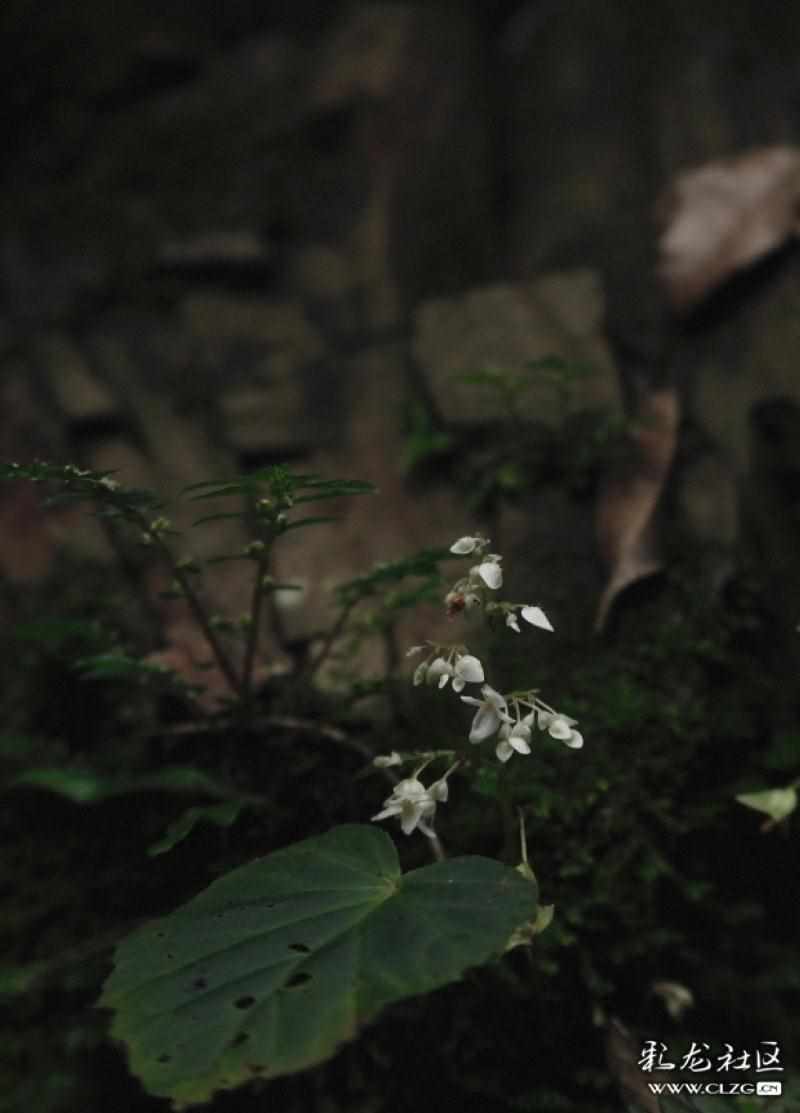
(594, 387), (679, 632)
(657, 145), (800, 311)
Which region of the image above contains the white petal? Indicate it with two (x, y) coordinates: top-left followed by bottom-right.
(563, 730), (584, 749)
(496, 739), (513, 763)
(521, 606), (554, 632)
(464, 593), (482, 609)
(469, 706), (501, 743)
(450, 536), (479, 554)
(547, 717), (573, 740)
(372, 803), (401, 822)
(427, 657), (452, 687)
(452, 675), (465, 692)
(537, 710), (554, 731)
(477, 561), (503, 590)
(506, 613), (521, 633)
(394, 778), (428, 801)
(510, 735), (531, 754)
(455, 654), (484, 683)
(460, 694), (483, 708)
(429, 779), (449, 802)
(406, 645), (426, 657)
(413, 662), (428, 686)
(400, 803), (424, 835)
(481, 684), (508, 712)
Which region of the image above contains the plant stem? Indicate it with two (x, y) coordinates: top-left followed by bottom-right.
(305, 599), (356, 685)
(154, 538), (243, 701)
(240, 553), (270, 722)
(497, 762), (517, 863)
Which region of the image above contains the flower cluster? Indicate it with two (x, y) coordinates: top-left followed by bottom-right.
(372, 763), (459, 837)
(372, 533), (583, 839)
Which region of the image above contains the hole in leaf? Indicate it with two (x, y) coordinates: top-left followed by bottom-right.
(230, 1031), (249, 1048)
(157, 1053), (171, 1064)
(192, 977), (208, 990)
(285, 971), (312, 989)
(288, 942), (310, 954)
(234, 995), (256, 1009)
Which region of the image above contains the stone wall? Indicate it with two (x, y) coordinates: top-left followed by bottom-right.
(2, 2), (800, 669)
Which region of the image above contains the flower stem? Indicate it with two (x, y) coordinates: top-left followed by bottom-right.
(497, 762), (516, 863)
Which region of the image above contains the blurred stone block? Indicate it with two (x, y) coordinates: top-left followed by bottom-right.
(35, 333), (118, 422)
(289, 244), (353, 302)
(219, 381), (307, 454)
(413, 271), (621, 425)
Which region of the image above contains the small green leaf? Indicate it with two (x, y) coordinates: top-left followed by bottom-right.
(292, 489), (373, 505)
(100, 824), (537, 1108)
(10, 765), (258, 805)
(13, 618), (103, 649)
(282, 516), (338, 532)
(186, 484), (246, 502)
(148, 800), (246, 857)
(0, 961), (51, 995)
(192, 512), (247, 526)
(74, 653), (163, 679)
(736, 787), (797, 823)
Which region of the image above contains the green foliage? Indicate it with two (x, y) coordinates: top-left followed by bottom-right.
(9, 764), (260, 805)
(100, 824), (537, 1108)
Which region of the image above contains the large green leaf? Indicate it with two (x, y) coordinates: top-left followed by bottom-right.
(100, 824), (537, 1109)
(736, 786), (797, 824)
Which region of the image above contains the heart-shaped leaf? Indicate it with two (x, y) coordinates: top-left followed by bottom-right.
(736, 786), (797, 824)
(100, 824), (537, 1109)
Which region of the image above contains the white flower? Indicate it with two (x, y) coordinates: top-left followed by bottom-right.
(452, 653), (484, 691)
(427, 761), (459, 804)
(461, 684), (510, 744)
(427, 657), (453, 688)
(98, 476), (119, 491)
(450, 536), (484, 555)
(521, 605), (554, 632)
(427, 653), (485, 692)
(538, 712), (583, 749)
(373, 751), (403, 768)
(496, 720), (532, 763)
(372, 777), (436, 836)
(506, 612), (521, 633)
(474, 554), (503, 590)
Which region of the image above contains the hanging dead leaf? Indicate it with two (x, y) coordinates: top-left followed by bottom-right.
(657, 145), (800, 311)
(594, 387), (679, 632)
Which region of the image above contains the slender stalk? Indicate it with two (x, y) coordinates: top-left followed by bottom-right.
(153, 537), (243, 701)
(497, 762), (516, 863)
(240, 553), (270, 722)
(304, 598), (356, 685)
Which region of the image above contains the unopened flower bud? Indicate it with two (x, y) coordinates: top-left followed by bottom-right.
(374, 751), (403, 768)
